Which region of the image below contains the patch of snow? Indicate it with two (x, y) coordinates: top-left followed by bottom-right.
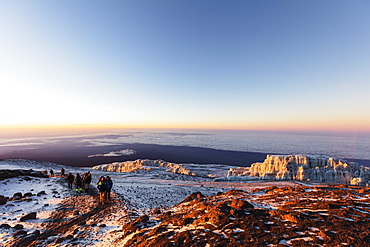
(279, 236), (314, 245)
(353, 208), (370, 215)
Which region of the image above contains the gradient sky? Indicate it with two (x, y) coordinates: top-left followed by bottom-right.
(1, 1), (370, 131)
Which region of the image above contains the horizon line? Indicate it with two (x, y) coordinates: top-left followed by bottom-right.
(1, 123), (370, 133)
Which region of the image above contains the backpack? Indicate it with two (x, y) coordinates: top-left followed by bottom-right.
(105, 180), (112, 190)
(97, 181), (106, 192)
(85, 173), (92, 183)
(75, 176), (82, 185)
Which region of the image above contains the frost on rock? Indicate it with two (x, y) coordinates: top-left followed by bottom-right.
(227, 155), (370, 185)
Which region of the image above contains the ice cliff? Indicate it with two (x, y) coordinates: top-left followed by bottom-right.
(226, 155), (370, 185)
(92, 159), (232, 178)
(92, 156), (370, 185)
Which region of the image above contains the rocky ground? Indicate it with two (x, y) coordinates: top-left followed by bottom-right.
(5, 184), (370, 247)
(5, 191), (124, 247)
(118, 185), (370, 247)
(1, 160), (370, 246)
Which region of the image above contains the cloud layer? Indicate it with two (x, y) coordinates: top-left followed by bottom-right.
(88, 149), (136, 158)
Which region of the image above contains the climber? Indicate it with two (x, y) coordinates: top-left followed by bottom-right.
(97, 176), (107, 205)
(66, 173), (75, 189)
(74, 173), (83, 193)
(82, 171), (92, 192)
(105, 176), (113, 201)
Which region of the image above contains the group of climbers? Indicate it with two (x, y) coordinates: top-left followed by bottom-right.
(46, 164), (115, 204)
(65, 171), (92, 193)
(44, 168), (65, 177)
(64, 171), (114, 204)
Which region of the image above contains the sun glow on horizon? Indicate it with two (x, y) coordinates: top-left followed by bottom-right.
(1, 1), (370, 135)
(1, 121), (370, 138)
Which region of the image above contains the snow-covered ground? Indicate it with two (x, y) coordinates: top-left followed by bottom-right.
(0, 159), (316, 246)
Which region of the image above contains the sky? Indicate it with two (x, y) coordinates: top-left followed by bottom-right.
(1, 1), (370, 132)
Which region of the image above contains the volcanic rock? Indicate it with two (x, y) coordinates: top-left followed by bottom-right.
(230, 198), (254, 210)
(23, 192), (34, 197)
(0, 169), (48, 180)
(12, 192), (22, 199)
(13, 224), (24, 230)
(20, 212), (37, 222)
(118, 186), (370, 246)
(22, 176), (32, 181)
(31, 230), (41, 236)
(0, 195), (7, 205)
(55, 237), (65, 244)
(122, 214), (149, 237)
(0, 223), (11, 229)
(13, 230), (27, 237)
(181, 192), (205, 203)
(152, 208), (161, 214)
(37, 191), (47, 196)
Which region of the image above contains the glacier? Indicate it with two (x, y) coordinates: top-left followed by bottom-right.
(226, 154), (370, 185)
(92, 155), (370, 185)
(92, 159), (234, 178)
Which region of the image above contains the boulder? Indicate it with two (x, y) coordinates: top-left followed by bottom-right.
(78, 221), (86, 226)
(13, 224), (24, 230)
(12, 192), (22, 199)
(181, 192), (205, 203)
(223, 189), (247, 196)
(13, 230), (27, 237)
(31, 230), (41, 236)
(37, 191), (47, 196)
(230, 199), (254, 210)
(20, 212), (37, 222)
(55, 237), (65, 244)
(122, 215), (150, 237)
(152, 208), (161, 214)
(0, 223), (11, 229)
(23, 192), (34, 197)
(0, 195), (7, 205)
(134, 215), (149, 224)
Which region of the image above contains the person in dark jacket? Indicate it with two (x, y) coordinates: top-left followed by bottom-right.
(105, 176), (113, 201)
(60, 168), (65, 177)
(75, 173), (83, 193)
(97, 176), (106, 205)
(82, 171), (92, 192)
(66, 173), (75, 189)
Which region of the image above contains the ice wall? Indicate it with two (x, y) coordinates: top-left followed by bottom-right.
(227, 155), (370, 185)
